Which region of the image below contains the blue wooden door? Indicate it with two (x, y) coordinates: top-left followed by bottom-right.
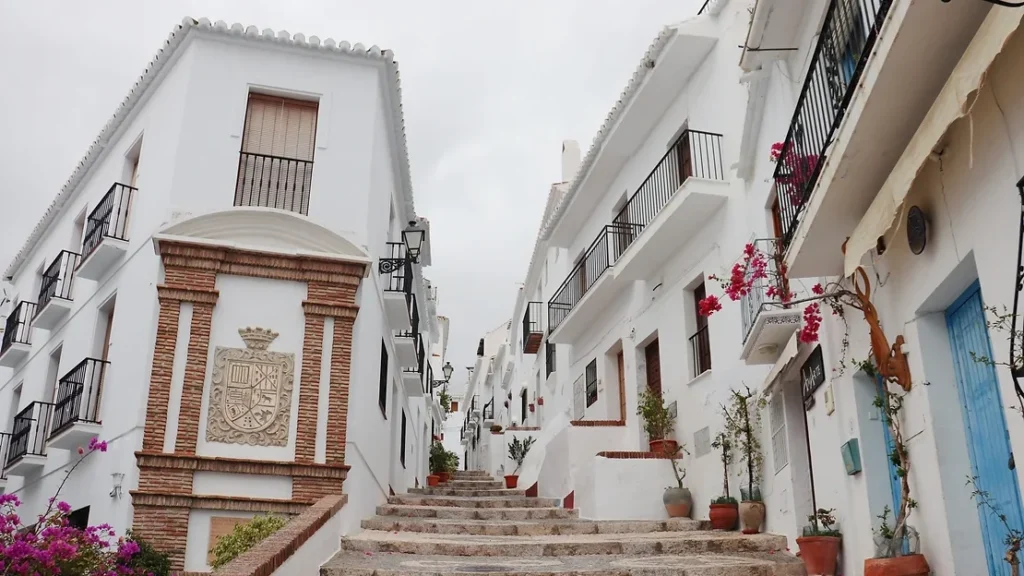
(875, 376), (903, 516)
(947, 281), (1024, 575)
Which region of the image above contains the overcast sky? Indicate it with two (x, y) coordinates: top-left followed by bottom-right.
(0, 0), (705, 389)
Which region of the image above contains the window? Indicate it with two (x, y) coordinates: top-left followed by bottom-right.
(520, 390), (528, 422)
(234, 94), (318, 214)
(378, 341), (388, 418)
(691, 282), (712, 376)
(585, 359), (598, 407)
(545, 341), (556, 378)
(400, 410), (407, 468)
(44, 346), (63, 404)
(770, 393), (788, 473)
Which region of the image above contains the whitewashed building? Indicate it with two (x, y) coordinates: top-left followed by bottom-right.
(477, 2), (1024, 575)
(0, 17), (447, 573)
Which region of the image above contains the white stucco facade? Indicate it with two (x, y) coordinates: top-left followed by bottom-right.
(0, 18), (448, 573)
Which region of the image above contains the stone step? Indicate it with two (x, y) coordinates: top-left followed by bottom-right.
(342, 530), (790, 557)
(388, 495), (562, 508)
(321, 551), (805, 576)
(410, 487), (525, 497)
(441, 480), (505, 489)
(361, 516), (707, 536)
(376, 505), (580, 521)
(452, 472), (491, 479)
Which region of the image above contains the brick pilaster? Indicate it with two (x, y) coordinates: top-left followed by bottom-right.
(327, 317), (355, 465)
(295, 315), (325, 463)
(176, 301), (215, 454)
(142, 298), (182, 452)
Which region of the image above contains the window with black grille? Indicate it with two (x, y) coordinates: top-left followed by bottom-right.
(378, 341), (388, 418)
(585, 359), (598, 407)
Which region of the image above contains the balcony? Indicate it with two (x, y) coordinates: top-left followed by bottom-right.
(689, 325), (712, 378)
(48, 358), (107, 450)
(522, 302), (543, 354)
(739, 250), (802, 364)
(482, 399), (495, 426)
(381, 242), (414, 332)
(395, 294), (421, 368)
(548, 131), (727, 343)
(612, 130), (729, 282)
(34, 250), (79, 330)
(5, 401), (54, 476)
(401, 334), (426, 398)
(77, 183), (135, 281)
(234, 151), (314, 215)
(0, 432), (10, 488)
(0, 301), (36, 367)
(776, 0), (989, 277)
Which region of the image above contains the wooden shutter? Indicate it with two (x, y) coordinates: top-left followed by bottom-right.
(644, 339), (661, 396)
(236, 94), (318, 214)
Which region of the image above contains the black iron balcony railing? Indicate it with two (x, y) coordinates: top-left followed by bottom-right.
(403, 334), (425, 376)
(690, 325), (712, 378)
(7, 401), (54, 468)
(548, 130), (725, 332)
(2, 301), (36, 356)
(482, 399), (494, 421)
(545, 340), (557, 379)
(611, 129), (724, 258)
(382, 242), (414, 294)
(775, 0), (893, 252)
(50, 358), (108, 439)
(522, 302), (543, 354)
(397, 293), (420, 342)
(37, 250), (80, 314)
(0, 432), (10, 478)
(548, 223), (634, 332)
(234, 151), (314, 215)
(82, 182), (135, 263)
(740, 239), (787, 343)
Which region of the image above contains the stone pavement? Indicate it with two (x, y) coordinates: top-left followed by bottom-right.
(321, 470), (805, 575)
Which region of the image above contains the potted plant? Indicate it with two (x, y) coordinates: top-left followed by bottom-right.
(662, 444), (692, 518)
(709, 431), (738, 530)
(862, 361), (929, 576)
(537, 397), (544, 406)
(438, 389), (452, 414)
(505, 436), (535, 488)
(440, 449), (459, 483)
(427, 441), (445, 486)
(637, 390), (677, 454)
(490, 424), (503, 433)
(722, 386), (765, 534)
(529, 403), (535, 413)
(798, 508), (842, 575)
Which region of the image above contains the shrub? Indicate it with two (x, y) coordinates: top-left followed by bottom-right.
(507, 436), (535, 474)
(429, 441), (447, 475)
(124, 530), (172, 576)
(210, 514), (288, 569)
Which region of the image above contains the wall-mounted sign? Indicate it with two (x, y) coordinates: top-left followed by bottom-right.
(801, 345), (825, 410)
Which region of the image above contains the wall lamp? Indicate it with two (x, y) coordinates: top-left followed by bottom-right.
(432, 361), (454, 389)
(379, 221), (426, 274)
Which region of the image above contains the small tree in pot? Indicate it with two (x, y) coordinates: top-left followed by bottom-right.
(428, 441), (446, 486)
(798, 508), (842, 575)
(722, 386), (765, 534)
(661, 443), (693, 518)
(505, 436), (535, 488)
(637, 390), (677, 454)
(709, 431), (738, 530)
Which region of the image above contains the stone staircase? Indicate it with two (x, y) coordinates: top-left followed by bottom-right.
(321, 471), (804, 575)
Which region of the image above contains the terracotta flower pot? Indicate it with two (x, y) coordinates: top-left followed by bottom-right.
(708, 503), (739, 530)
(505, 474), (519, 489)
(648, 439), (679, 455)
(537, 398), (544, 405)
(438, 471), (450, 483)
(863, 554), (930, 576)
(797, 535), (841, 575)
(739, 500), (765, 534)
(663, 487), (692, 518)
(529, 404), (535, 412)
(427, 475), (440, 487)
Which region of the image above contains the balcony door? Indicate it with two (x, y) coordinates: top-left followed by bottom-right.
(675, 132), (693, 187)
(235, 94), (318, 214)
(644, 339), (661, 397)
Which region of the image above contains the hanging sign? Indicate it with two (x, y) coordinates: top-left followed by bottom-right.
(801, 345), (825, 410)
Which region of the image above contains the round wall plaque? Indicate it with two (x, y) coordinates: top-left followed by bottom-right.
(907, 206), (927, 255)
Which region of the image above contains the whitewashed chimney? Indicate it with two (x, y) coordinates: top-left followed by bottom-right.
(561, 140), (581, 183)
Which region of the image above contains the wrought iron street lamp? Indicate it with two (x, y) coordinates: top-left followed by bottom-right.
(378, 221), (426, 274)
(432, 361), (454, 389)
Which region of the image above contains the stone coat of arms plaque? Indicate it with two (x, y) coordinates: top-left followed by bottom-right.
(206, 327), (294, 446)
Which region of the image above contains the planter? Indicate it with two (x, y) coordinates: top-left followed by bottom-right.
(648, 439), (679, 455)
(739, 501), (765, 534)
(438, 471), (451, 484)
(797, 535), (841, 575)
(708, 503), (739, 530)
(427, 475), (440, 487)
(529, 404), (535, 412)
(537, 398), (544, 405)
(504, 475), (519, 489)
(662, 487), (692, 518)
(863, 554), (930, 576)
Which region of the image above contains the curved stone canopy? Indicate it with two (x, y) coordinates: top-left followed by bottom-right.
(154, 207), (370, 265)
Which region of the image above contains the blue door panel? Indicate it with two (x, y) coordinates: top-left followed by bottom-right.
(947, 281), (1024, 575)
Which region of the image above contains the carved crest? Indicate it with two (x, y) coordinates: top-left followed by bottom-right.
(206, 327), (294, 446)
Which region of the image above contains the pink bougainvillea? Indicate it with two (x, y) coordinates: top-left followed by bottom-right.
(770, 141), (819, 206)
(0, 439), (159, 576)
(799, 303), (823, 343)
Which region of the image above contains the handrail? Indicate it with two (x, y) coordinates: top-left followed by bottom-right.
(1, 301), (36, 355)
(37, 250), (79, 314)
(82, 182), (135, 263)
